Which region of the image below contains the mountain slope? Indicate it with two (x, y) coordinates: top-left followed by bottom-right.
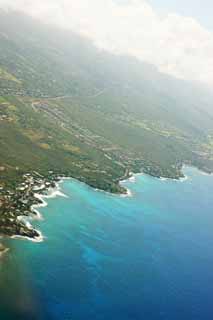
(0, 10), (213, 195)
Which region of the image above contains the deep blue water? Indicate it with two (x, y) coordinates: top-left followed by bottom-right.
(1, 167), (213, 319)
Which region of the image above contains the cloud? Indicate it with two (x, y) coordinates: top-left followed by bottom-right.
(1, 0), (213, 87)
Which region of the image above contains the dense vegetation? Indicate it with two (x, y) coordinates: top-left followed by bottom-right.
(0, 10), (213, 196)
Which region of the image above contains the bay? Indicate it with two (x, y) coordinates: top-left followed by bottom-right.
(0, 167), (213, 320)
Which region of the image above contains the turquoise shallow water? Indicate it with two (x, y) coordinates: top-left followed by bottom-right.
(0, 167), (213, 319)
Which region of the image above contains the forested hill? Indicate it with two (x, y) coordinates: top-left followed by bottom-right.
(1, 10), (213, 193)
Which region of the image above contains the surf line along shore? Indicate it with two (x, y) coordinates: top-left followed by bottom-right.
(17, 173), (134, 244)
(0, 165), (191, 249)
(0, 177), (70, 257)
(0, 171), (70, 246)
(13, 178), (69, 243)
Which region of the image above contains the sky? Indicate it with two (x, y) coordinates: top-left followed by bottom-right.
(148, 0), (213, 31)
(0, 0), (212, 88)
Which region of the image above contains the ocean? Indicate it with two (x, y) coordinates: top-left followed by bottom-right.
(0, 167), (213, 319)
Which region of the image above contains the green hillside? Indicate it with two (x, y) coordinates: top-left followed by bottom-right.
(0, 10), (213, 195)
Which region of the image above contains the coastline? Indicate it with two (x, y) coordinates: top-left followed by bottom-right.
(0, 176), (69, 247)
(119, 166), (191, 196)
(31, 183), (68, 218)
(15, 178), (69, 243)
(159, 174), (188, 182)
(10, 229), (44, 243)
(13, 165), (213, 242)
(119, 172), (140, 197)
(1, 164), (211, 249)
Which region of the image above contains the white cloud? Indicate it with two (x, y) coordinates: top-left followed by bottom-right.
(1, 0), (213, 87)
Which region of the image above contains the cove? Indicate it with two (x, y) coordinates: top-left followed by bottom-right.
(0, 167), (213, 320)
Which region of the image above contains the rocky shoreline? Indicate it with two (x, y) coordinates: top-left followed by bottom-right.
(0, 167), (131, 245)
(0, 170), (62, 242)
(0, 163), (196, 247)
